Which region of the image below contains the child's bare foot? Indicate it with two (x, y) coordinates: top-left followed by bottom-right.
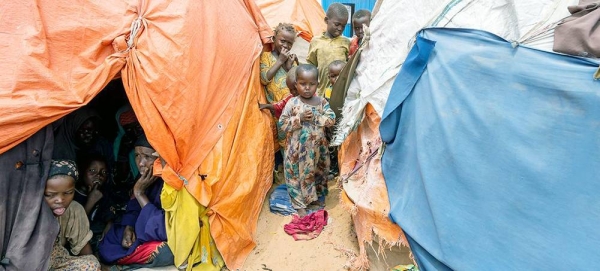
(297, 208), (307, 217)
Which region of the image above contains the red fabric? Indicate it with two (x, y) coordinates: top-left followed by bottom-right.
(273, 94), (293, 118)
(116, 241), (164, 265)
(349, 36), (360, 57)
(283, 210), (328, 241)
(119, 110), (138, 126)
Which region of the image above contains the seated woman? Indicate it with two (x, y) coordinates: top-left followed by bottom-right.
(44, 159), (101, 270)
(98, 135), (173, 269)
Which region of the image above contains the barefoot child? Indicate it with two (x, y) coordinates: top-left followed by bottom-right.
(44, 159), (101, 270)
(280, 64), (336, 216)
(307, 3), (350, 97)
(324, 60), (346, 100)
(259, 66), (299, 118)
(349, 9), (371, 57)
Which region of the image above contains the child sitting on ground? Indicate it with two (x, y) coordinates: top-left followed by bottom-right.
(260, 66), (299, 118)
(280, 64), (336, 217)
(307, 3), (350, 97)
(44, 159), (101, 270)
(349, 9), (372, 57)
(324, 60), (346, 100)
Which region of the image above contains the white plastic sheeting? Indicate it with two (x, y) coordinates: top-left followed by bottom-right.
(332, 0), (577, 145)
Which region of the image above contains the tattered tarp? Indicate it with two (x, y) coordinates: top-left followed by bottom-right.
(380, 28), (600, 270)
(0, 0), (273, 269)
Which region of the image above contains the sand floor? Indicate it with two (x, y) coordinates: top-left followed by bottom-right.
(136, 180), (360, 271)
(242, 181), (360, 271)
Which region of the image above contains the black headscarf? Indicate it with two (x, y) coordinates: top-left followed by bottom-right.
(48, 159), (79, 180)
(52, 107), (100, 160)
(134, 134), (152, 149)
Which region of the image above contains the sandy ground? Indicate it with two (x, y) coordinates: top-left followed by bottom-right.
(137, 179), (359, 271)
(242, 180), (360, 271)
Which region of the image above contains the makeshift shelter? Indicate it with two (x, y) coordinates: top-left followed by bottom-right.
(333, 0), (593, 269)
(1, 0), (274, 270)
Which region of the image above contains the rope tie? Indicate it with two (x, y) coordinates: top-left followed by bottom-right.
(127, 16), (144, 49)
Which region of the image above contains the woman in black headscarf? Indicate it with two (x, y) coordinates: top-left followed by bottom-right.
(53, 107), (112, 162)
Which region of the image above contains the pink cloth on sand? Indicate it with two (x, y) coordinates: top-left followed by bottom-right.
(283, 210), (328, 241)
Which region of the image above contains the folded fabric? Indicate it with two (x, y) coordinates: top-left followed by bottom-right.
(269, 184), (296, 216)
(283, 210), (328, 241)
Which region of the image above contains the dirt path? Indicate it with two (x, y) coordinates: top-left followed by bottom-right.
(242, 181), (359, 271)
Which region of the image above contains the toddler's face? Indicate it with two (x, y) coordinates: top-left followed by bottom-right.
(295, 70), (318, 99)
(325, 14), (348, 38)
(44, 175), (76, 216)
(83, 160), (107, 190)
(352, 17), (370, 41)
(328, 65), (343, 86)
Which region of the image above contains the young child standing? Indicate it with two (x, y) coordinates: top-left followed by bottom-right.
(280, 64), (336, 217)
(261, 23), (298, 155)
(349, 9), (372, 57)
(324, 60), (346, 100)
(307, 3), (350, 97)
(44, 159), (101, 270)
(260, 23), (298, 105)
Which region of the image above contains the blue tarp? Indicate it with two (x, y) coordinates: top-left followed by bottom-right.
(380, 28), (600, 270)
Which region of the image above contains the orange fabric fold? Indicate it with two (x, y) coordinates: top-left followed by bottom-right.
(121, 0), (273, 268)
(255, 0), (326, 41)
(0, 0), (134, 154)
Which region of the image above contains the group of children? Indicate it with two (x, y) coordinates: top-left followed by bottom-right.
(42, 105), (172, 270)
(259, 4), (371, 216)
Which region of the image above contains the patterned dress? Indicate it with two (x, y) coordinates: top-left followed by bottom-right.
(49, 241), (101, 271)
(260, 51), (295, 150)
(50, 202), (101, 271)
(280, 97), (336, 209)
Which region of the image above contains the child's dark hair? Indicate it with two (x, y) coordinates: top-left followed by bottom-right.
(353, 9), (371, 21)
(296, 64), (319, 78)
(326, 3), (349, 19)
(274, 23), (297, 37)
(329, 60), (346, 69)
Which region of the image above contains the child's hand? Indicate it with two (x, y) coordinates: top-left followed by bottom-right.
(122, 226), (136, 248)
(302, 110), (313, 121)
(278, 48), (290, 62)
(259, 103), (273, 111)
(288, 53), (298, 65)
(87, 183), (103, 206)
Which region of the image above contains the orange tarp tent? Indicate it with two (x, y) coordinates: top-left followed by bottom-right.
(1, 0), (274, 269)
(255, 0), (326, 41)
